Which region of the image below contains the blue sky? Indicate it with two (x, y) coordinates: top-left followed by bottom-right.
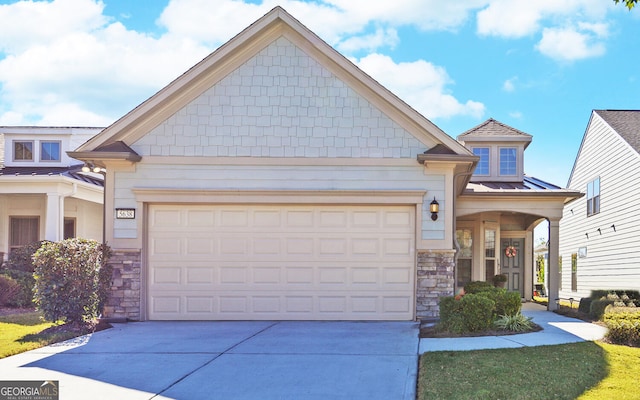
(0, 0), (639, 186)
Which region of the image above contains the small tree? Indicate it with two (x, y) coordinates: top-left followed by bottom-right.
(33, 238), (112, 324)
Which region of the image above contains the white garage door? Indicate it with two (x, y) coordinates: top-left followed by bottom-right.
(147, 204), (415, 320)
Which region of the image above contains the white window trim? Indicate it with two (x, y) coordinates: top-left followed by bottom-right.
(471, 147), (490, 176)
(498, 146), (518, 176)
(40, 140), (62, 162)
(13, 140), (34, 162)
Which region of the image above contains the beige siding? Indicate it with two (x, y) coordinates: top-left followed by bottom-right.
(112, 163), (446, 241)
(560, 113), (640, 299)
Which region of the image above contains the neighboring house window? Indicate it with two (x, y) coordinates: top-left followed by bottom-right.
(472, 147), (490, 175)
(499, 147), (517, 176)
(9, 216), (39, 254)
(571, 253), (578, 292)
(13, 141), (34, 161)
(64, 218), (76, 239)
(41, 141), (61, 162)
(586, 177), (600, 216)
(456, 229), (473, 288)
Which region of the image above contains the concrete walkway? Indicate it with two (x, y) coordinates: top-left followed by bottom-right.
(419, 302), (608, 353)
(0, 321), (419, 400)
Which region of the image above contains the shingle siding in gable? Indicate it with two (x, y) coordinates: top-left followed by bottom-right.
(559, 113), (640, 298)
(132, 37), (427, 158)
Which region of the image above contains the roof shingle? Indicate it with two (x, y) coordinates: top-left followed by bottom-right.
(595, 110), (640, 154)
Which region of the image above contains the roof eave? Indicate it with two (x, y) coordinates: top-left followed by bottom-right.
(67, 151), (142, 163)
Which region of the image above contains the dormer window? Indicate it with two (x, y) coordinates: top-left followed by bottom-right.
(13, 141), (33, 161)
(41, 141), (61, 162)
(499, 147), (517, 176)
(472, 147), (490, 175)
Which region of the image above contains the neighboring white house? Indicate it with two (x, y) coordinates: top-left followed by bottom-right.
(0, 127), (104, 262)
(69, 7), (579, 322)
(559, 110), (640, 300)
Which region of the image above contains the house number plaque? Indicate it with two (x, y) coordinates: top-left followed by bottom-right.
(116, 208), (136, 219)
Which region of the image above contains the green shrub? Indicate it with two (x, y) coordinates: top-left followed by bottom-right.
(578, 297), (592, 314)
(464, 281), (495, 294)
(0, 275), (22, 306)
(494, 312), (534, 332)
(33, 239), (112, 323)
(604, 310), (640, 347)
(0, 241), (46, 307)
(460, 294), (495, 332)
(437, 294), (495, 334)
(590, 299), (615, 320)
(479, 288), (521, 317)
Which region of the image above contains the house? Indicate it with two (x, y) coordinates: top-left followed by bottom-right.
(69, 7), (579, 321)
(0, 126), (104, 262)
(559, 110), (640, 300)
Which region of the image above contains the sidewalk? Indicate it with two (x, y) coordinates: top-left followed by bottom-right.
(419, 302), (608, 353)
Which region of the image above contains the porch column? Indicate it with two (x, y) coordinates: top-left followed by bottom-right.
(45, 193), (62, 241)
(547, 218), (560, 311)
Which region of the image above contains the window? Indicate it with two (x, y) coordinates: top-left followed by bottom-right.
(456, 229), (473, 288)
(586, 177), (600, 216)
(571, 253), (578, 292)
(499, 147), (517, 176)
(13, 141), (33, 161)
(64, 218), (76, 239)
(9, 217), (39, 254)
(41, 141), (61, 162)
(472, 147), (490, 175)
(484, 229), (496, 281)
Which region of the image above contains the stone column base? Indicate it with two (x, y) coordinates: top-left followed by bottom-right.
(416, 249), (455, 320)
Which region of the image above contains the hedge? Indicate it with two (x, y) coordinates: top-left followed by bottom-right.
(604, 309), (640, 347)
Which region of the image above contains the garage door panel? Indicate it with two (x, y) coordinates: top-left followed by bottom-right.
(148, 204), (415, 320)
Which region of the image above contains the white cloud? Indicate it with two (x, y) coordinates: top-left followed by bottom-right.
(0, 0), (211, 126)
(509, 111), (523, 119)
(157, 0), (488, 51)
(476, 0), (610, 38)
(503, 77), (517, 92)
(0, 0), (489, 126)
(355, 54), (484, 120)
(536, 26), (606, 61)
(336, 28), (399, 54)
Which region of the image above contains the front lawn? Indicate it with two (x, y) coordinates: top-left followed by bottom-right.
(0, 311), (84, 359)
(418, 341), (640, 400)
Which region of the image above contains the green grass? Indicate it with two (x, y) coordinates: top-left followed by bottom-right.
(579, 343), (640, 399)
(418, 342), (611, 400)
(0, 312), (78, 359)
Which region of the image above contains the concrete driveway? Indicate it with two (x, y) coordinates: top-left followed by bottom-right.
(0, 321), (419, 400)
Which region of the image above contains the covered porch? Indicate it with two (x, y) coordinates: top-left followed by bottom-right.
(456, 181), (581, 311)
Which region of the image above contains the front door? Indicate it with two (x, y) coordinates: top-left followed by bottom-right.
(501, 238), (524, 297)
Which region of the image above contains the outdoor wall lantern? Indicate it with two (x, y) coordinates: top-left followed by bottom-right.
(430, 197), (439, 221)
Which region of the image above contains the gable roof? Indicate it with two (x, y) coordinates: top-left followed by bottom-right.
(594, 110), (640, 153)
(73, 6), (470, 159)
(457, 118), (532, 148)
(566, 109), (640, 186)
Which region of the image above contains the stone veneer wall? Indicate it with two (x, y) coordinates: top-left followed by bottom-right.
(416, 249), (455, 320)
(104, 249), (142, 321)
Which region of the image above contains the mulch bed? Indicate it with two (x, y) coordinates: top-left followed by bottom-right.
(420, 323), (543, 338)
